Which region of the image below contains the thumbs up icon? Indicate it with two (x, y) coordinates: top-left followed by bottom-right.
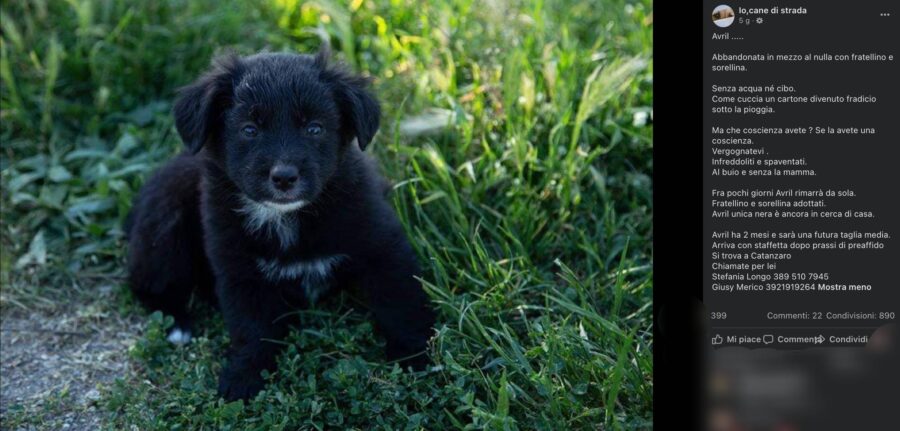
(712, 334), (724, 345)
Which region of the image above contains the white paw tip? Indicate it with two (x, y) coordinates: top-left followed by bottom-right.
(167, 328), (192, 345)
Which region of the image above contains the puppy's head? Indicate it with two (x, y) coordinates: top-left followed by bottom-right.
(173, 49), (380, 209)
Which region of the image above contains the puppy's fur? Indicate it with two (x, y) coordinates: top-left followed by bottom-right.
(125, 50), (435, 401)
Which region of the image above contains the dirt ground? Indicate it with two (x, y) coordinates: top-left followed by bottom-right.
(0, 297), (141, 430)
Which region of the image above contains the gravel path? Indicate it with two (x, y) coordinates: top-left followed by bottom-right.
(0, 300), (141, 430)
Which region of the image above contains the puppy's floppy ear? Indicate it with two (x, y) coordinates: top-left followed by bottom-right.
(173, 54), (242, 154)
(313, 44), (331, 70)
(336, 75), (381, 151)
(317, 50), (381, 151)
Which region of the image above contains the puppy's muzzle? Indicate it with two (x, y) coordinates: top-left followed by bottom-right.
(269, 164), (299, 192)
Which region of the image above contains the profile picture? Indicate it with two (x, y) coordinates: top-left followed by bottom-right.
(712, 5), (735, 28)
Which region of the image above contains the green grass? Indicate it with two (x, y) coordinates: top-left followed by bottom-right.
(1, 0), (653, 429)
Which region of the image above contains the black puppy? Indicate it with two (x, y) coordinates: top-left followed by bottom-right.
(125, 49), (435, 401)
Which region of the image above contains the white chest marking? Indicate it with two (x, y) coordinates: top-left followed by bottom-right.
(235, 196), (307, 250)
(256, 255), (346, 302)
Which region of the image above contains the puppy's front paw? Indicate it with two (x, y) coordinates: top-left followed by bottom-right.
(399, 353), (429, 371)
(386, 340), (430, 371)
(217, 366), (265, 401)
(166, 327), (192, 345)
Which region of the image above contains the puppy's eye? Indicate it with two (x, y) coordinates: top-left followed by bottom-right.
(305, 122), (324, 136)
(241, 125), (259, 137)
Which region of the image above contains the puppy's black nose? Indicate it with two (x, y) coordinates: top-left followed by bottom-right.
(269, 165), (299, 191)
